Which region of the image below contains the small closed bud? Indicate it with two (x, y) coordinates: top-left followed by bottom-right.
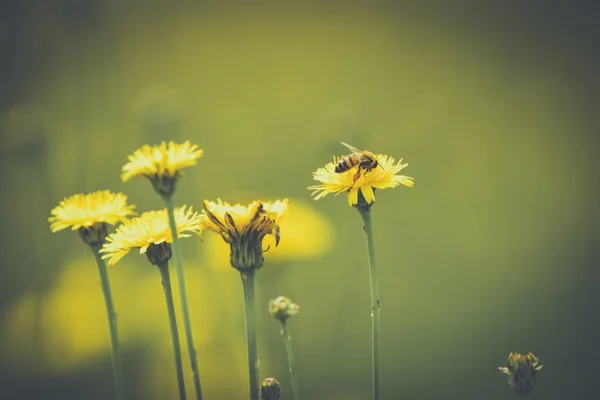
(260, 377), (281, 400)
(499, 352), (543, 398)
(269, 296), (300, 322)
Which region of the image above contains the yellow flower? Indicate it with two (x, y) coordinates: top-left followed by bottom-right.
(200, 198), (288, 271)
(121, 141), (203, 196)
(203, 198), (334, 269)
(49, 190), (136, 232)
(499, 352), (543, 398)
(100, 206), (201, 266)
(308, 154), (414, 206)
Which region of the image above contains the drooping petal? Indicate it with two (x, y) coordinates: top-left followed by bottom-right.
(360, 185), (376, 204)
(348, 187), (359, 206)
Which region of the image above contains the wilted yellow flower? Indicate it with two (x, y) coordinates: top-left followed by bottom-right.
(200, 198), (288, 271)
(308, 153), (414, 206)
(121, 141), (203, 196)
(1, 258), (219, 375)
(499, 352), (543, 398)
(100, 206), (201, 266)
(49, 190), (136, 233)
(203, 199), (333, 270)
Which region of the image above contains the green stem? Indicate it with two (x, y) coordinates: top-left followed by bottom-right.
(90, 245), (126, 400)
(240, 270), (259, 400)
(157, 262), (187, 400)
(280, 320), (299, 400)
(163, 195), (203, 400)
(357, 205), (380, 400)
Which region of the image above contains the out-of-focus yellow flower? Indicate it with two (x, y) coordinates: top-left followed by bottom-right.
(200, 198), (288, 271)
(204, 199), (334, 269)
(499, 352), (543, 398)
(308, 153), (414, 206)
(48, 190), (136, 233)
(0, 258), (218, 374)
(121, 141), (203, 196)
(100, 206), (201, 266)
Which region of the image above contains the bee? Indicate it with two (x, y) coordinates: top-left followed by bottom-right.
(335, 142), (380, 182)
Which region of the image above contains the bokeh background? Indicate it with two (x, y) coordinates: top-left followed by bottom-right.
(1, 1), (599, 399)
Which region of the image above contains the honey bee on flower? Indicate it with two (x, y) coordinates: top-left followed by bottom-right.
(335, 142), (382, 182)
(308, 142), (414, 206)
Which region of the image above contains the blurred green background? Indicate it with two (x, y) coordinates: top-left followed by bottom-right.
(1, 1), (599, 399)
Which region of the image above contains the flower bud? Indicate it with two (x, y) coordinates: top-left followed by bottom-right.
(260, 377), (281, 400)
(268, 296), (300, 322)
(499, 352), (543, 398)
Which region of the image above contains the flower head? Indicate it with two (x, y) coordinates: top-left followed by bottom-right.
(121, 141), (203, 196)
(200, 198), (289, 272)
(308, 151), (414, 207)
(269, 296), (300, 322)
(260, 377), (281, 400)
(49, 191), (136, 233)
(49, 190), (136, 247)
(499, 352), (543, 398)
(100, 206), (201, 266)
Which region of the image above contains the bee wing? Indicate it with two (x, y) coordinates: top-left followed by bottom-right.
(340, 141), (362, 153)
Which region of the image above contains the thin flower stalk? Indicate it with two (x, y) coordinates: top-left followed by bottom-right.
(199, 198), (289, 400)
(241, 270), (259, 400)
(121, 141), (205, 400)
(100, 207), (203, 400)
(91, 244), (126, 400)
(49, 190), (135, 400)
(268, 296), (300, 400)
(158, 260), (187, 400)
(280, 320), (299, 400)
(164, 194), (203, 400)
(308, 143), (414, 400)
(357, 201), (380, 400)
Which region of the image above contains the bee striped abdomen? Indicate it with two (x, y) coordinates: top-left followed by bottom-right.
(335, 154), (359, 173)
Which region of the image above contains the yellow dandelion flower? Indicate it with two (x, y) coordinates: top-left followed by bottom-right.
(203, 198), (334, 269)
(200, 198), (289, 271)
(48, 190), (136, 244)
(100, 206), (201, 266)
(308, 153), (414, 206)
(121, 141), (203, 196)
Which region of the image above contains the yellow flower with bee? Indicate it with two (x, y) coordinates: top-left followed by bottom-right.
(308, 142), (414, 206)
